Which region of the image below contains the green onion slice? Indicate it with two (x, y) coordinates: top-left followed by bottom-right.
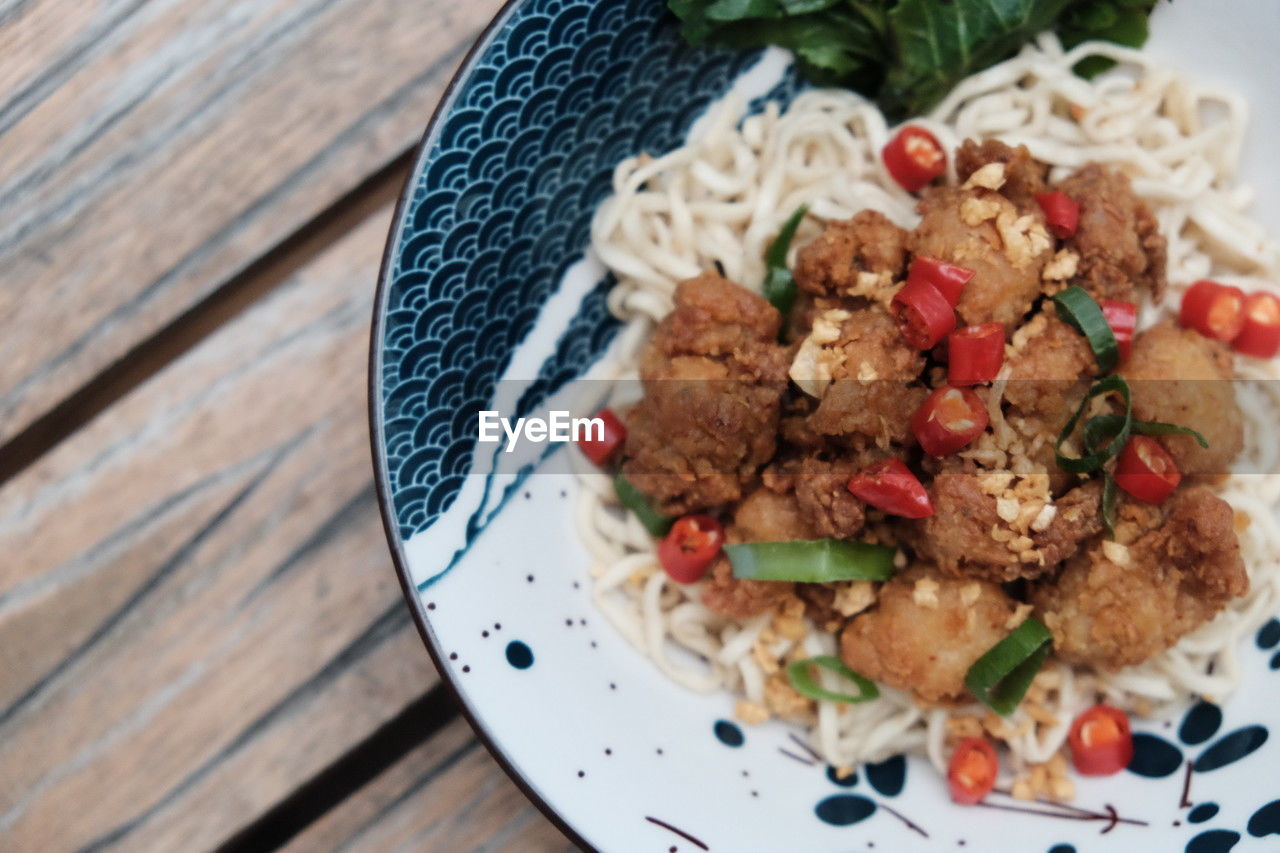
(762, 204), (808, 319)
(787, 656), (880, 705)
(964, 617), (1054, 717)
(613, 473), (673, 538)
(1054, 285), (1119, 372)
(1101, 471), (1118, 538)
(1054, 375), (1133, 474)
(1086, 414), (1210, 449)
(724, 539), (896, 583)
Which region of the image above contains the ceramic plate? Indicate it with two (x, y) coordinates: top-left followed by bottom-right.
(369, 1), (1280, 849)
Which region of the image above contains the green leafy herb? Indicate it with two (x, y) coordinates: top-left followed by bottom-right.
(668, 0), (1160, 119)
(762, 204), (809, 320)
(725, 539), (897, 582)
(1054, 285), (1119, 372)
(613, 473), (674, 537)
(965, 617), (1054, 716)
(1054, 375), (1133, 474)
(787, 656), (881, 704)
(1101, 469), (1118, 536)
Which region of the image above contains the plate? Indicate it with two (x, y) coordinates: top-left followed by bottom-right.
(369, 1), (1280, 849)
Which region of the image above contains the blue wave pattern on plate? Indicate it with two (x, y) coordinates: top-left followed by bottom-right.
(378, 0), (762, 539)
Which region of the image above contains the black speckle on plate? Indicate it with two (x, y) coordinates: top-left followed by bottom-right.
(826, 766), (857, 787)
(814, 794), (875, 826)
(1180, 702), (1223, 746)
(526, 574), (534, 583)
(1185, 829), (1240, 853)
(505, 640), (533, 669)
(714, 720), (744, 747)
(1247, 799), (1280, 837)
(1193, 726), (1267, 772)
(865, 754), (906, 796)
(1188, 803), (1219, 824)
(1128, 733), (1183, 777)
(1257, 618), (1280, 649)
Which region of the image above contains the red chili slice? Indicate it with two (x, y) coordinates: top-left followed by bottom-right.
(1114, 436), (1181, 504)
(907, 256), (975, 307)
(847, 458), (934, 519)
(577, 408), (627, 466)
(1100, 299), (1137, 362)
(891, 278), (956, 349)
(1068, 705), (1134, 776)
(882, 126), (946, 192)
(911, 386), (989, 456)
(1034, 191), (1080, 238)
(1180, 279), (1246, 342)
(1233, 290), (1280, 358)
(657, 515), (725, 584)
(948, 323), (1005, 386)
(948, 737), (998, 805)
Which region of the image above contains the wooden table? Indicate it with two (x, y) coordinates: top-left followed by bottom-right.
(0, 2), (574, 849)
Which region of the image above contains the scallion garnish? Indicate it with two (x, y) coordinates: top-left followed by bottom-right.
(762, 204), (808, 321)
(724, 539), (896, 583)
(1054, 285), (1120, 371)
(1054, 375), (1133, 474)
(613, 473), (673, 538)
(786, 656), (880, 705)
(964, 617), (1054, 717)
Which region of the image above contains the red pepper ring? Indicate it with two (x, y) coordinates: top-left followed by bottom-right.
(847, 458), (934, 519)
(891, 278), (957, 350)
(882, 126), (946, 192)
(948, 323), (1005, 386)
(1034, 190), (1080, 238)
(907, 256), (976, 307)
(1114, 435), (1181, 504)
(911, 385), (989, 456)
(948, 737), (999, 805)
(1100, 299), (1137, 362)
(576, 408), (627, 466)
(1068, 705), (1134, 776)
(1180, 279), (1246, 342)
(1233, 290), (1280, 358)
(657, 515), (725, 584)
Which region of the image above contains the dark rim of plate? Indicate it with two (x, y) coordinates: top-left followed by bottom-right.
(367, 1), (598, 850)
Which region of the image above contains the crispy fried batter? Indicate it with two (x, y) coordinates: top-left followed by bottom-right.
(1120, 321), (1243, 478)
(763, 459), (867, 539)
(955, 139), (1048, 212)
(840, 566), (1021, 702)
(1032, 487), (1248, 670)
(794, 210), (910, 299)
(912, 185), (1052, 329)
(1057, 163), (1166, 302)
(1003, 312), (1098, 421)
(622, 273), (789, 514)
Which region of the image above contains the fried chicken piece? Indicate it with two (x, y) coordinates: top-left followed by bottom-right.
(1032, 487), (1248, 670)
(763, 456), (869, 539)
(1119, 321), (1243, 478)
(912, 185), (1053, 329)
(840, 566), (1022, 703)
(954, 139), (1048, 212)
(622, 273), (789, 514)
(1002, 312), (1098, 421)
(702, 558), (792, 621)
(912, 463), (1103, 583)
(794, 210), (910, 300)
(1057, 163), (1166, 303)
(790, 305), (927, 448)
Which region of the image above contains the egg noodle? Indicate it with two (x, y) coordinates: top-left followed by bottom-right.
(570, 34), (1280, 787)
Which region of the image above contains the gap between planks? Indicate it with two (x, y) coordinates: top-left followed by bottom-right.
(0, 147), (414, 487)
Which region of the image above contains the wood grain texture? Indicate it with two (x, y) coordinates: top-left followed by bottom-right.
(283, 718), (576, 853)
(0, 204), (445, 850)
(0, 0), (500, 448)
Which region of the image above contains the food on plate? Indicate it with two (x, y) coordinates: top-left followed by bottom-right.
(575, 34), (1280, 805)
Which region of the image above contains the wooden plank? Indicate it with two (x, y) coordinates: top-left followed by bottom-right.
(0, 0), (499, 448)
(283, 718), (575, 853)
(0, 202), (442, 850)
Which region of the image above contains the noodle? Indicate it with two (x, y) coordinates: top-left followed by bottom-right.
(574, 34), (1280, 782)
